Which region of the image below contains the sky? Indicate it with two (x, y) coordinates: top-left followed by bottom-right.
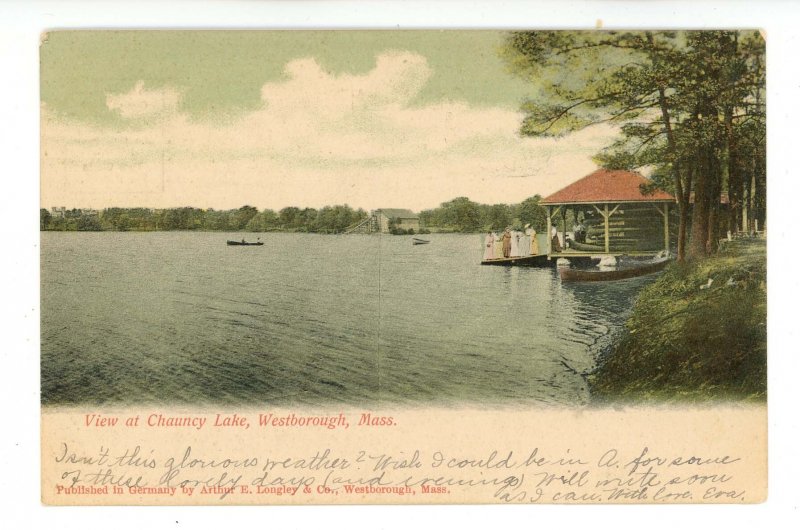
(40, 30), (616, 211)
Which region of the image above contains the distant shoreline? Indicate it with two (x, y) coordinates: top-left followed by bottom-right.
(40, 196), (549, 235)
(39, 228), (477, 235)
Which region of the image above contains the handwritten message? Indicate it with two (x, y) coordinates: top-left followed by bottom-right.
(42, 408), (766, 505)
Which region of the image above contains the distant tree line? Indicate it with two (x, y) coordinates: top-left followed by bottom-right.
(40, 205), (368, 233)
(40, 196), (548, 234)
(419, 195), (548, 233)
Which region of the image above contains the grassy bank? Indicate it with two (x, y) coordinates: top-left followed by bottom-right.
(590, 239), (767, 403)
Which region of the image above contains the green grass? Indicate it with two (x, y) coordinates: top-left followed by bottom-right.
(590, 239), (767, 404)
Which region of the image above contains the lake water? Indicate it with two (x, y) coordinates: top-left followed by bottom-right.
(41, 232), (655, 407)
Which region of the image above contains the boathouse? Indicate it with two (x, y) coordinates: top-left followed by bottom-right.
(541, 169), (675, 256)
(374, 209), (420, 233)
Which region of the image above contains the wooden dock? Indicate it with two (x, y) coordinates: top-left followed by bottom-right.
(481, 254), (554, 267)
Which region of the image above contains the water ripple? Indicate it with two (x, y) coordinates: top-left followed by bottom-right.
(41, 232), (653, 406)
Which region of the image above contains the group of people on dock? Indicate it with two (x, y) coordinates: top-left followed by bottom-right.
(483, 226), (539, 260)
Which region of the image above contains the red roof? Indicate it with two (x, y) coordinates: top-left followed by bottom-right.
(542, 169), (675, 204)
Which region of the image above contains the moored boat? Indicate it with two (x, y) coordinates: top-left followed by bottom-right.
(559, 256), (669, 282)
(227, 240), (264, 246)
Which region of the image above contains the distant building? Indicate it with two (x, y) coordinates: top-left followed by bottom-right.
(374, 208), (420, 233)
(51, 207), (66, 218)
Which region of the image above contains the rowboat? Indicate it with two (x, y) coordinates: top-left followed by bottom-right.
(412, 238), (430, 245)
(559, 256), (670, 282)
(226, 240), (264, 246)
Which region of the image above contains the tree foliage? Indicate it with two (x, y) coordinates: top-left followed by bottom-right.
(504, 30), (766, 261)
(418, 195), (547, 232)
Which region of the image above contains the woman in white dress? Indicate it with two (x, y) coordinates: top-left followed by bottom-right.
(520, 225), (531, 256)
(493, 232), (504, 259)
(483, 231), (494, 260)
(511, 230), (521, 257)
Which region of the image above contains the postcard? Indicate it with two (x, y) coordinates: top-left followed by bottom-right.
(40, 29), (767, 505)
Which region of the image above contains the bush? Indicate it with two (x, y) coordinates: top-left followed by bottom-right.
(590, 240), (767, 403)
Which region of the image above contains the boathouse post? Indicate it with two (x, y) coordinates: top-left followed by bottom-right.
(546, 206), (552, 254)
(652, 203), (671, 252)
(604, 203), (610, 253)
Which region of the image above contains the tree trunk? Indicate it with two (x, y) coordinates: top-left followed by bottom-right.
(655, 87), (686, 262)
(725, 106), (741, 236)
(647, 32), (687, 262)
(743, 156), (754, 233)
(689, 150), (711, 259)
(678, 166), (693, 260)
(707, 154), (722, 254)
(753, 146), (766, 232)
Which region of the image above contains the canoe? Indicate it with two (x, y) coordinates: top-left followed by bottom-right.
(559, 257), (670, 282)
(481, 254), (555, 267)
(227, 240), (264, 246)
(567, 241), (606, 252)
(586, 227), (664, 237)
(412, 238), (430, 245)
(569, 240), (664, 252)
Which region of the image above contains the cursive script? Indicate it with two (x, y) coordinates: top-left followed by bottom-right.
(50, 444), (749, 502)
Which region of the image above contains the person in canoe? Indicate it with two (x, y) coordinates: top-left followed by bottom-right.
(573, 218), (586, 243)
(483, 231), (495, 261)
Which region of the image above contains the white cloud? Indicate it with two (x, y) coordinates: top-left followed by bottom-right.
(105, 81), (181, 120)
(42, 52), (616, 210)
